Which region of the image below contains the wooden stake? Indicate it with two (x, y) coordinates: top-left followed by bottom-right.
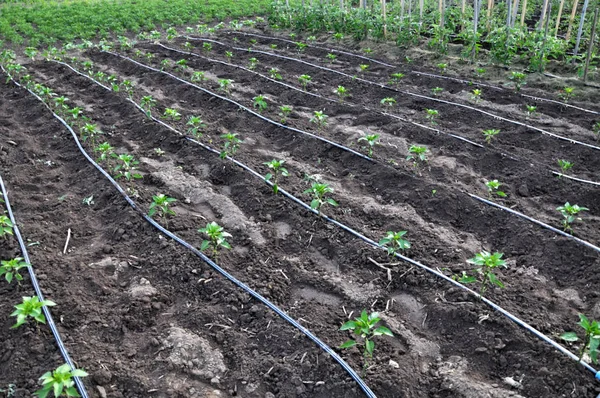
(520, 0), (528, 25)
(554, 0), (566, 35)
(511, 0), (520, 26)
(583, 7), (599, 81)
(566, 0), (580, 41)
(382, 0), (387, 38)
(420, 0), (424, 24)
(539, 0), (549, 29)
(574, 0), (590, 55)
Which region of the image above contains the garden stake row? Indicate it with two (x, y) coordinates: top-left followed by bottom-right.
(2, 66), (378, 398)
(19, 62), (600, 383)
(185, 36), (600, 151)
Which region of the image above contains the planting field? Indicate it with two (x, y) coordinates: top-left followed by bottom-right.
(1, 24), (600, 398)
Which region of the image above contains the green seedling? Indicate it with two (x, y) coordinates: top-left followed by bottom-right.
(218, 79), (233, 95)
(82, 195), (94, 206)
(264, 159), (289, 194)
(220, 132), (242, 158)
(224, 51), (234, 61)
(457, 251), (508, 295)
(509, 71), (526, 91)
(431, 87), (444, 96)
(407, 145), (428, 164)
(186, 116), (206, 138)
(145, 53), (155, 61)
(149, 30), (161, 40)
(107, 75), (119, 92)
(296, 42), (308, 52)
(357, 134), (380, 157)
(0, 257), (28, 284)
(269, 68), (282, 80)
(154, 148), (165, 156)
(326, 53), (337, 63)
(340, 310), (393, 371)
(175, 59), (188, 71)
(593, 122), (600, 140)
(559, 87), (575, 103)
(557, 159), (574, 176)
(163, 108), (181, 121)
(561, 314), (600, 364)
(279, 105), (292, 123)
(474, 67), (486, 78)
(298, 74), (312, 90)
(289, 33), (297, 40)
(485, 180), (507, 198)
(160, 59), (171, 71)
(471, 89), (482, 103)
(270, 44), (278, 50)
(333, 33), (344, 42)
(307, 35), (317, 42)
(148, 194), (176, 225)
(359, 64), (369, 72)
(310, 111), (328, 130)
(11, 295), (56, 328)
(121, 80), (134, 98)
(191, 71), (207, 83)
(198, 221), (232, 259)
(80, 123), (102, 147)
(166, 27), (178, 40)
(24, 47), (37, 60)
(140, 95), (157, 118)
(557, 202), (588, 232)
(482, 129), (500, 144)
(0, 215), (14, 238)
(203, 42), (213, 53)
(437, 63), (448, 73)
(183, 41), (193, 52)
(52, 96), (69, 112)
(335, 86), (348, 102)
(249, 39), (257, 46)
(363, 47), (373, 54)
(34, 363), (88, 398)
(381, 97), (397, 107)
(114, 154), (142, 181)
(525, 104), (537, 117)
(248, 57), (259, 70)
(389, 72), (405, 85)
(379, 231), (410, 255)
(425, 109), (438, 124)
(303, 182), (338, 213)
(253, 95), (268, 113)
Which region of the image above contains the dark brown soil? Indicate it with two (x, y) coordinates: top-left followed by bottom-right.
(1, 27), (600, 398)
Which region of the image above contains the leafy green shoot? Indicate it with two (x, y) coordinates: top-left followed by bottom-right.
(482, 129), (500, 144)
(561, 313), (600, 364)
(148, 194), (176, 225)
(253, 95), (268, 113)
(220, 132), (242, 158)
(380, 97), (397, 107)
(509, 71), (526, 91)
(0, 257), (28, 284)
(557, 202), (588, 232)
(485, 180), (507, 198)
(34, 363), (88, 398)
(279, 105), (292, 124)
(264, 159), (289, 194)
(357, 133), (380, 157)
(340, 310), (393, 371)
(425, 108), (438, 124)
(198, 221), (232, 259)
(187, 116), (206, 138)
(298, 74), (312, 90)
(11, 295), (56, 328)
(163, 108), (181, 121)
(457, 251), (508, 295)
(326, 53), (337, 63)
(310, 110), (328, 130)
(303, 182), (338, 214)
(379, 231), (410, 256)
(0, 215), (14, 239)
(557, 159), (574, 176)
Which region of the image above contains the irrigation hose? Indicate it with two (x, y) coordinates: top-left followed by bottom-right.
(0, 166), (89, 396)
(79, 55), (600, 252)
(27, 62), (600, 383)
(228, 30), (600, 116)
(185, 36), (600, 151)
(3, 69), (378, 398)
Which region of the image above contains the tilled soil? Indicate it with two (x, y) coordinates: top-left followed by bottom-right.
(0, 29), (599, 398)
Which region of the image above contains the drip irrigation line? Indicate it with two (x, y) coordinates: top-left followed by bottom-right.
(185, 36), (600, 151)
(468, 194), (600, 253)
(550, 171), (600, 186)
(228, 31), (600, 116)
(0, 73), (89, 398)
(104, 50), (373, 162)
(151, 42), (483, 149)
(27, 63), (600, 382)
(4, 70), (379, 398)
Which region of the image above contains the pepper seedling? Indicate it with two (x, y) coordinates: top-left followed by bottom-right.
(0, 215), (14, 238)
(225, 51), (234, 62)
(298, 74), (311, 90)
(113, 154), (143, 181)
(202, 42), (213, 53)
(559, 87), (575, 103)
(485, 180), (507, 198)
(175, 59), (188, 71)
(80, 123), (102, 147)
(148, 194), (177, 225)
(34, 363), (88, 398)
(379, 231), (410, 255)
(303, 182), (338, 214)
(264, 159), (289, 194)
(457, 251), (508, 295)
(482, 129), (500, 144)
(389, 72), (404, 85)
(525, 104), (537, 117)
(279, 105), (292, 123)
(437, 63), (448, 73)
(340, 310), (393, 371)
(333, 32), (344, 42)
(335, 86), (349, 102)
(471, 89), (482, 103)
(406, 145), (428, 168)
(269, 68), (282, 80)
(198, 221), (232, 259)
(296, 42), (308, 52)
(160, 59), (171, 71)
(220, 132), (242, 158)
(0, 257), (28, 284)
(326, 53), (337, 63)
(140, 95), (157, 118)
(11, 295), (56, 328)
(253, 95), (268, 113)
(191, 71), (207, 83)
(425, 109), (438, 124)
(509, 71), (526, 91)
(431, 87), (444, 96)
(380, 97), (397, 107)
(557, 159), (574, 176)
(187, 116), (206, 138)
(557, 202), (588, 232)
(561, 313), (600, 364)
(357, 133), (380, 157)
(310, 111), (328, 130)
(248, 57), (259, 70)
(218, 79), (233, 95)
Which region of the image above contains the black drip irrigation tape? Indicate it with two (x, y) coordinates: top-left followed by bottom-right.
(3, 68), (379, 398)
(37, 61), (600, 383)
(0, 141), (89, 397)
(151, 43), (600, 186)
(227, 31), (600, 116)
(185, 36), (600, 151)
(104, 51), (374, 162)
(550, 171), (600, 186)
(61, 55), (600, 253)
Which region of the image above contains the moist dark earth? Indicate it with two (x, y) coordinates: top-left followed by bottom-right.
(1, 26), (599, 398)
